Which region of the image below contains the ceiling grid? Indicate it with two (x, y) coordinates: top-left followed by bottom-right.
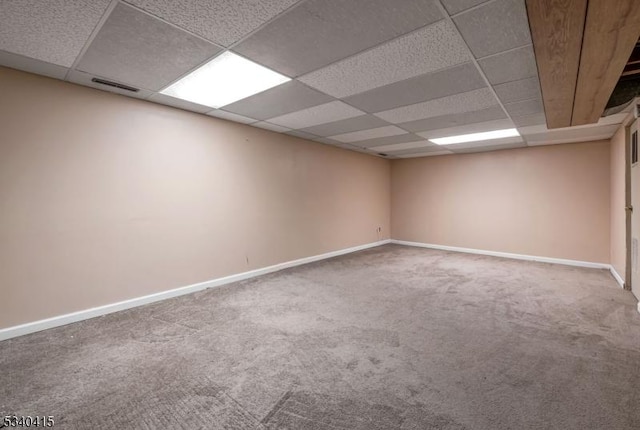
(0, 0), (624, 158)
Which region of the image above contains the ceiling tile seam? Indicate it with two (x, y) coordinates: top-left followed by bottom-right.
(394, 122), (437, 137)
(333, 127), (418, 147)
(475, 42), (534, 62)
(493, 75), (541, 89)
(326, 125), (410, 142)
(157, 54), (346, 112)
(222, 0), (313, 50)
(153, 49), (228, 97)
(448, 0), (501, 18)
(433, 0), (531, 147)
(254, 95), (338, 123)
(245, 79), (346, 122)
(64, 0), (120, 81)
(126, 8), (454, 113)
(287, 17), (452, 80)
(297, 73), (494, 137)
(337, 83), (497, 130)
(66, 0), (228, 95)
(337, 61), (487, 113)
(503, 95), (543, 105)
(276, 95), (403, 133)
(49, 0), (524, 149)
(383, 83), (496, 135)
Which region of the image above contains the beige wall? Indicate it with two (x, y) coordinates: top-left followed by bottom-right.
(391, 142), (611, 263)
(0, 67), (391, 329)
(0, 65), (619, 330)
(609, 125), (627, 281)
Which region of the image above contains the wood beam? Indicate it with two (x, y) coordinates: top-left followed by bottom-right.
(526, 0), (587, 129)
(572, 0), (640, 125)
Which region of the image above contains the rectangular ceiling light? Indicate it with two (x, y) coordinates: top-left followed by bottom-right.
(429, 128), (520, 145)
(161, 52), (290, 108)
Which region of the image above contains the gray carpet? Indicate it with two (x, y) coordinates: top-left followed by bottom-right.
(1, 244), (640, 429)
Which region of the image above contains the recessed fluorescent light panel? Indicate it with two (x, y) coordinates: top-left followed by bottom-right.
(429, 128), (520, 145)
(161, 52), (290, 108)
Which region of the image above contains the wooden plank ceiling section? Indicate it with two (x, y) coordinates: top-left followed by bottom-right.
(527, 0), (640, 128)
(526, 0), (586, 129)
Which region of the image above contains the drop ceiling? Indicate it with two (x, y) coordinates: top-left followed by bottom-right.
(0, 0), (625, 158)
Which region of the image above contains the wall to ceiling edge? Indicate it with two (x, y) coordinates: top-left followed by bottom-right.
(390, 139), (612, 265)
(0, 67), (391, 329)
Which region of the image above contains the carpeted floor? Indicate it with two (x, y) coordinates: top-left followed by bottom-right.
(2, 244), (640, 429)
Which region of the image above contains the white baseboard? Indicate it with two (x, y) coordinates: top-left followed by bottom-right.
(0, 239), (391, 341)
(609, 266), (625, 289)
(390, 239), (610, 269)
(391, 239), (630, 288)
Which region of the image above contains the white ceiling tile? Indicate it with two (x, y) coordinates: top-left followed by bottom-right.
(299, 20), (470, 97)
(344, 62), (486, 113)
(267, 101), (364, 129)
(372, 140), (434, 152)
(222, 80), (332, 121)
(124, 0), (300, 46)
(298, 115), (389, 137)
(252, 122), (291, 133)
(494, 76), (541, 104)
(0, 0), (112, 67)
(399, 106), (507, 132)
(453, 0), (531, 59)
(330, 126), (407, 143)
(504, 98), (543, 118)
(512, 113), (546, 127)
(233, 0), (443, 77)
(0, 49), (68, 80)
(77, 3), (221, 91)
(478, 45), (537, 85)
(375, 87), (499, 123)
(417, 119), (515, 139)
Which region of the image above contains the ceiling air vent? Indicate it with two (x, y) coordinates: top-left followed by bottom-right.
(378, 153), (388, 157)
(91, 78), (139, 93)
